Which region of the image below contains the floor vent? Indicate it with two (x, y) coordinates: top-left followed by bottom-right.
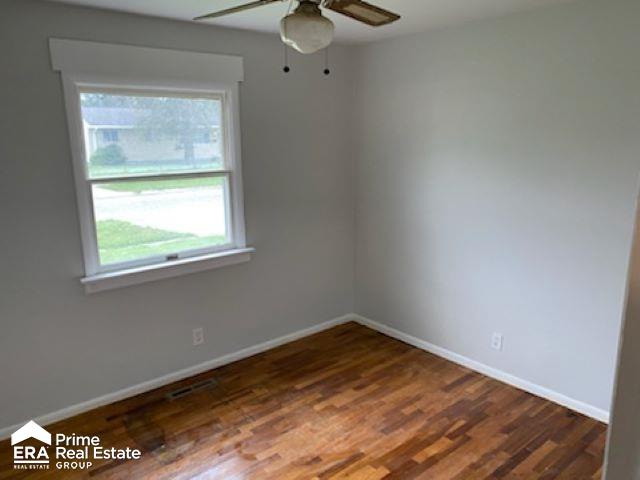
(165, 377), (218, 400)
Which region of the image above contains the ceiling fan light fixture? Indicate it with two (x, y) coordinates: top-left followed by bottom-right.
(280, 2), (335, 54)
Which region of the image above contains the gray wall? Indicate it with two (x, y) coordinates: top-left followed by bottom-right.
(3, 0), (639, 433)
(0, 0), (355, 429)
(353, 0), (640, 413)
(605, 198), (640, 479)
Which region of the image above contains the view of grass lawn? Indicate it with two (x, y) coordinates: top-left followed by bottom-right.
(101, 176), (223, 193)
(97, 219), (227, 265)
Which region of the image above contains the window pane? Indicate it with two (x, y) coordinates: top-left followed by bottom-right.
(92, 176), (230, 266)
(80, 92), (224, 178)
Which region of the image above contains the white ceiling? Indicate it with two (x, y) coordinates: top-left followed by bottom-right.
(46, 0), (576, 43)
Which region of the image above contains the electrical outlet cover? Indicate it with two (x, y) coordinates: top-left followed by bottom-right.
(193, 328), (205, 346)
(491, 333), (503, 351)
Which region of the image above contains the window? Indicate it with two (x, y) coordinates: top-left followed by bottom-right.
(81, 90), (234, 268)
(51, 39), (250, 292)
(102, 129), (119, 143)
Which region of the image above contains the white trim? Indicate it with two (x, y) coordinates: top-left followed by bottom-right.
(61, 74), (100, 274)
(50, 38), (243, 83)
(82, 248), (255, 293)
(227, 82), (247, 247)
(50, 40), (249, 287)
(0, 314), (356, 441)
(352, 315), (610, 423)
(90, 170), (231, 185)
(0, 313), (609, 441)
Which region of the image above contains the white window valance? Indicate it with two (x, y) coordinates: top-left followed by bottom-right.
(50, 38), (244, 84)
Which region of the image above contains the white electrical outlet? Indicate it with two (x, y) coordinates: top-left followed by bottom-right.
(192, 327), (205, 346)
(491, 333), (503, 351)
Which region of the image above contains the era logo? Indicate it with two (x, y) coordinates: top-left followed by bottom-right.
(11, 420), (51, 468)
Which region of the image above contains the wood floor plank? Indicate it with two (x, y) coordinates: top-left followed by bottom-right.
(0, 322), (607, 479)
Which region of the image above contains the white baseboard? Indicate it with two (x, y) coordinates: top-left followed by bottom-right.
(1, 312), (608, 440)
(0, 314), (355, 441)
(352, 315), (610, 424)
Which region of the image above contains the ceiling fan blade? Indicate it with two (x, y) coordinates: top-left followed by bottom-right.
(194, 0), (284, 20)
(324, 0), (400, 27)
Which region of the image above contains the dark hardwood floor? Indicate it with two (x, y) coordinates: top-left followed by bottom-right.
(0, 322), (607, 479)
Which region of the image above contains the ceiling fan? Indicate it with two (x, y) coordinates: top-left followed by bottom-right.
(194, 0), (401, 55)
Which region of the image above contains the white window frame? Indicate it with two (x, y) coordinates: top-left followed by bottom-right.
(50, 39), (252, 293)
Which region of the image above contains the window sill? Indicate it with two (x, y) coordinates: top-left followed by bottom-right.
(81, 248), (255, 294)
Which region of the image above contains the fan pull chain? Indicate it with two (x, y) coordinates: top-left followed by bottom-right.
(324, 47), (331, 76)
(283, 44), (290, 73)
(283, 0), (293, 73)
